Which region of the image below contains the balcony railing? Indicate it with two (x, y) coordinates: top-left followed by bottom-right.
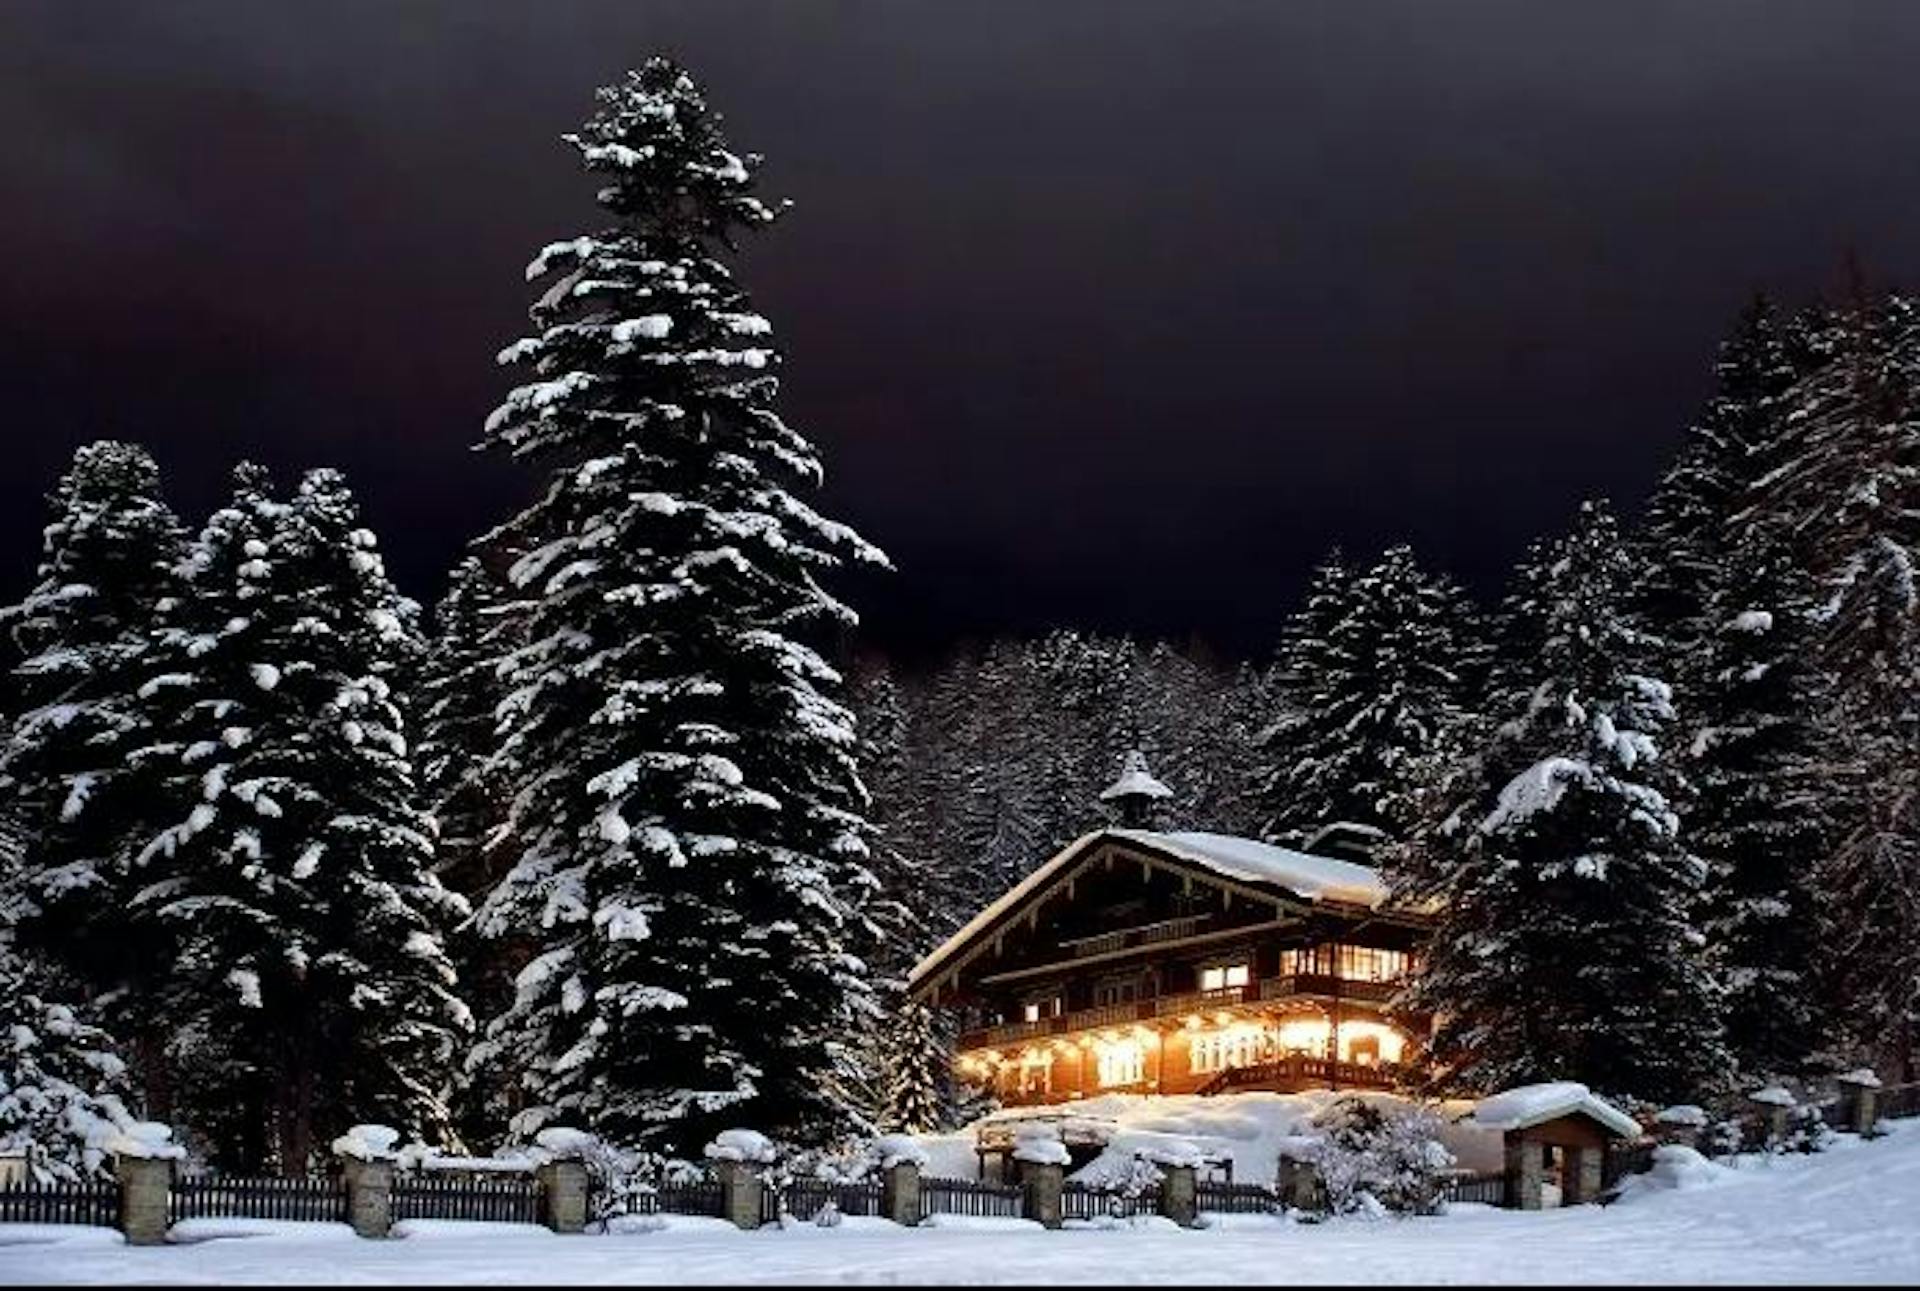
(1260, 973), (1397, 1004)
(959, 975), (1402, 1051)
(1060, 916), (1207, 960)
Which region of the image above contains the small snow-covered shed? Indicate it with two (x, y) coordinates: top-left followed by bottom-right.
(1466, 1082), (1641, 1208)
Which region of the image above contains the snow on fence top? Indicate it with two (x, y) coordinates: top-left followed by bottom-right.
(1468, 1082), (1639, 1138)
(1749, 1086), (1796, 1107)
(907, 828), (1390, 992)
(1839, 1068), (1883, 1089)
(871, 1135), (930, 1170)
(106, 1120), (187, 1161)
(1655, 1104), (1709, 1128)
(705, 1129), (776, 1164)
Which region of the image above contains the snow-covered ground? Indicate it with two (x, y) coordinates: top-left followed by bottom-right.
(8, 1122), (1920, 1285)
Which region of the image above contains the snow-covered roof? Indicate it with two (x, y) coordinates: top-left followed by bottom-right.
(1468, 1082), (1639, 1138)
(1120, 831), (1388, 907)
(1099, 751), (1172, 802)
(906, 828), (1393, 994)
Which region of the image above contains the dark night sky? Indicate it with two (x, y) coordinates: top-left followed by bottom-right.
(5, 2), (1920, 659)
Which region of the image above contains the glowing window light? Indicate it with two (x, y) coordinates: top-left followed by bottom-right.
(1091, 1036), (1147, 1087)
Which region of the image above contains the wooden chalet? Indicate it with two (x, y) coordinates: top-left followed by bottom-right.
(906, 812), (1435, 1108)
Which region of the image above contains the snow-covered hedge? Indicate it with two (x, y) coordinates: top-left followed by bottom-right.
(1306, 1096), (1455, 1217)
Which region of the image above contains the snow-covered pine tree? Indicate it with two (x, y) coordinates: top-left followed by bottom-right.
(132, 466), (466, 1171)
(418, 554), (517, 905)
(1407, 501), (1726, 1104)
(469, 59), (888, 1154)
(876, 997), (950, 1134)
(1637, 296), (1804, 640)
(1757, 293), (1920, 1079)
(1686, 523), (1837, 1078)
(1259, 545), (1481, 851)
(0, 943), (134, 1182)
(0, 442), (184, 1006)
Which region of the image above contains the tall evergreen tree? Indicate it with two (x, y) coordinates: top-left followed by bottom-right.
(1407, 501), (1725, 1104)
(1686, 523), (1835, 1077)
(1260, 545), (1480, 849)
(0, 442), (184, 997)
(132, 466), (466, 1170)
(468, 59), (887, 1154)
(0, 442), (184, 1123)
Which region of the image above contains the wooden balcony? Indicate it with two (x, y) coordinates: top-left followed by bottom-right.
(1060, 916), (1208, 960)
(957, 975), (1400, 1051)
(1195, 1054), (1401, 1097)
(1260, 973), (1397, 1004)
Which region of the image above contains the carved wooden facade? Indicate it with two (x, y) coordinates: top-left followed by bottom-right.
(908, 830), (1433, 1106)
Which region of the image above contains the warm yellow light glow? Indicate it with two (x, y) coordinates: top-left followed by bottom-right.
(1183, 1014), (1203, 1031)
(1090, 1035), (1148, 1087)
(1276, 1016), (1333, 1055)
(1212, 1011), (1234, 1027)
(1335, 1019), (1405, 1065)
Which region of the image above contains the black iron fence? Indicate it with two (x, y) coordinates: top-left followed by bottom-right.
(590, 1176), (727, 1221)
(1439, 1170), (1507, 1207)
(918, 1176), (1024, 1220)
(1061, 1180), (1161, 1222)
(0, 1178), (120, 1227)
(765, 1178), (885, 1224)
(1880, 1082), (1920, 1121)
(1195, 1180), (1282, 1215)
(169, 1174), (349, 1224)
(391, 1173), (543, 1224)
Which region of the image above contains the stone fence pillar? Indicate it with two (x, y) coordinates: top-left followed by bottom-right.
(1275, 1152), (1322, 1213)
(1653, 1105), (1706, 1153)
(713, 1160), (765, 1230)
(1748, 1089), (1793, 1148)
(704, 1129), (776, 1231)
(1020, 1160), (1063, 1229)
(111, 1121), (186, 1246)
(1837, 1071), (1882, 1137)
(332, 1124), (403, 1238)
(340, 1157), (394, 1238)
(114, 1155), (172, 1246)
(880, 1160), (921, 1227)
(535, 1157), (589, 1234)
(1157, 1163), (1197, 1228)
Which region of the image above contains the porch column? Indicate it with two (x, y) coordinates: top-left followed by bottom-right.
(1503, 1134), (1543, 1211)
(1563, 1146), (1602, 1206)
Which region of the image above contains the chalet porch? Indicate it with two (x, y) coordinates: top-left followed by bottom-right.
(955, 976), (1412, 1106)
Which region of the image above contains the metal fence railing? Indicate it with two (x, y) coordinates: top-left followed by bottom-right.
(1060, 1180), (1161, 1221)
(917, 1176), (1024, 1221)
(764, 1178), (885, 1223)
(0, 1178), (120, 1227)
(391, 1173), (543, 1224)
(1440, 1170), (1507, 1206)
(1196, 1180), (1282, 1215)
(169, 1174), (349, 1224)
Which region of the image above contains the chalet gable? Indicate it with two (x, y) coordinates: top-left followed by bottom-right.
(906, 828), (1406, 1005)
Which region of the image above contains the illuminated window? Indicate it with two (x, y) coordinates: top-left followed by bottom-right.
(1095, 1040), (1146, 1087)
(1199, 962), (1249, 991)
(1189, 1024), (1267, 1074)
(1018, 1051), (1052, 1094)
(1334, 946), (1409, 982)
(1021, 994), (1062, 1023)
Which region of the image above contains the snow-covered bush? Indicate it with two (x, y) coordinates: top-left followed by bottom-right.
(1779, 1104), (1835, 1155)
(1307, 1096), (1455, 1217)
(0, 973), (135, 1182)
